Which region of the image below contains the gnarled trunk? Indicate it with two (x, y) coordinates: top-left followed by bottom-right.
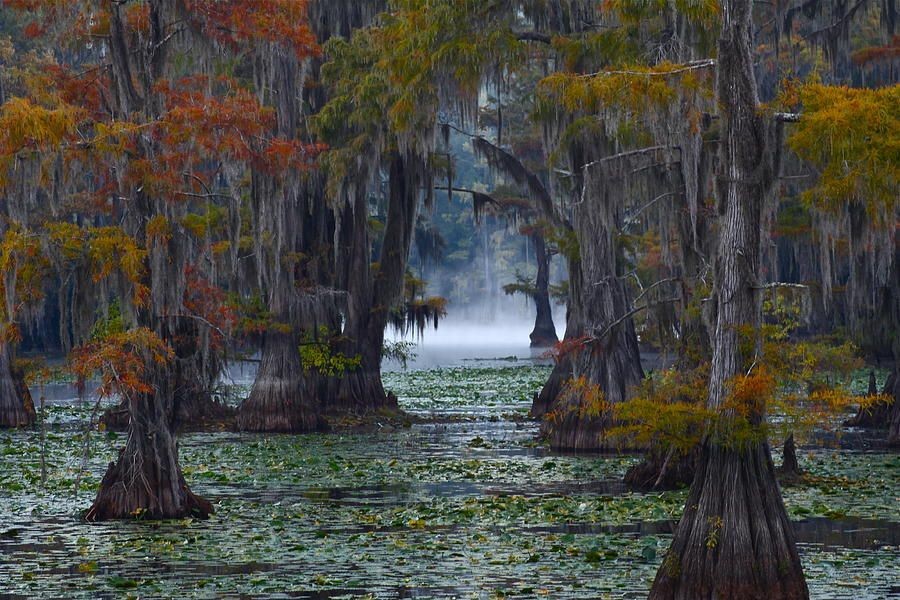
(0, 341), (34, 428)
(86, 361), (212, 521)
(529, 233), (558, 347)
(649, 0), (808, 596)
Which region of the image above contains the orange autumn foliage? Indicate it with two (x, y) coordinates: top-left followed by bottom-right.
(70, 328), (174, 400)
(184, 0), (320, 59)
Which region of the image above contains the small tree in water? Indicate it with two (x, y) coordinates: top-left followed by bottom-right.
(70, 327), (212, 521)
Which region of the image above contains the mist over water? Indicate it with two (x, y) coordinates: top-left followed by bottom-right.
(384, 295), (566, 371)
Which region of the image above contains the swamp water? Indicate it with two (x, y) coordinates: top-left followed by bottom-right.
(1, 348), (898, 598)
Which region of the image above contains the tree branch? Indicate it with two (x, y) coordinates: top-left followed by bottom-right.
(773, 112), (802, 122)
(515, 31), (552, 44)
(579, 59), (716, 79)
(590, 296), (680, 342)
(751, 282), (810, 290)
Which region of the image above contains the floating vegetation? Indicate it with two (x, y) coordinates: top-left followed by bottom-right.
(0, 365), (897, 598)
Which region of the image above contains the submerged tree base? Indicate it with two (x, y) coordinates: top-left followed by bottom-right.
(776, 433), (804, 484)
(541, 411), (616, 452)
(236, 330), (326, 433)
(649, 440), (808, 600)
(845, 371), (897, 429)
(529, 327), (558, 349)
(236, 385), (325, 433)
(86, 452), (213, 521)
(538, 379), (643, 452)
(0, 392), (35, 429)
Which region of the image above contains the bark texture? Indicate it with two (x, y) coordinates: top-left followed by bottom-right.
(0, 342), (35, 428)
(86, 363), (213, 521)
(649, 0), (808, 595)
(236, 329), (325, 432)
(536, 166), (644, 451)
(650, 442), (807, 599)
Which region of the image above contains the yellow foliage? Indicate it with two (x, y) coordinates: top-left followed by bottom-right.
(785, 83), (899, 219)
(609, 367), (710, 453)
(725, 368), (777, 418)
(88, 226), (149, 308)
(145, 215), (171, 245)
(0, 227), (50, 323)
(0, 97), (83, 153)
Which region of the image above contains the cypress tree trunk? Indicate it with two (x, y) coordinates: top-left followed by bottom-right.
(541, 267), (643, 451)
(529, 233), (558, 347)
(328, 153), (417, 416)
(649, 0), (808, 596)
(236, 327), (325, 432)
(237, 42), (335, 431)
(236, 167), (328, 432)
(886, 370), (900, 447)
(0, 341), (35, 428)
(87, 0), (211, 521)
(89, 220), (213, 520)
(532, 254), (580, 419)
(535, 164), (644, 451)
(329, 187), (390, 415)
(86, 356), (212, 521)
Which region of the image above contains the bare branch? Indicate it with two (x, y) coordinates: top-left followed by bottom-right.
(751, 282), (810, 290)
(514, 31), (552, 44)
(579, 59), (716, 79)
(773, 112), (802, 122)
(590, 296), (680, 342)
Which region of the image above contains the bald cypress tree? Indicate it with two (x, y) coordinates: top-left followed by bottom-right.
(648, 0), (808, 595)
